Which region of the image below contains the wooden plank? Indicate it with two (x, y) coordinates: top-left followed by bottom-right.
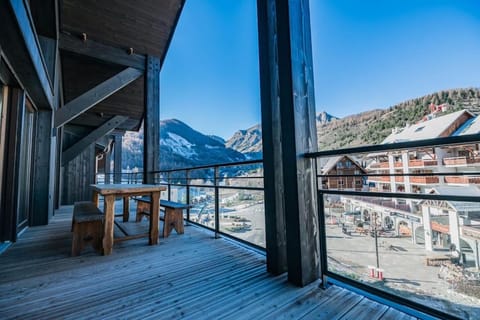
(54, 67), (142, 128)
(341, 296), (389, 320)
(143, 55), (160, 184)
(257, 0), (319, 286)
(380, 308), (417, 320)
(62, 116), (128, 165)
(302, 290), (364, 319)
(59, 32), (146, 70)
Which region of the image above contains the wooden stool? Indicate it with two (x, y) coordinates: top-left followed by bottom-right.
(135, 198), (189, 238)
(71, 201), (104, 256)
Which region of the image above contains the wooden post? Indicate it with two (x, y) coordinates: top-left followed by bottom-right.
(0, 89), (24, 242)
(104, 148), (112, 184)
(30, 110), (53, 225)
(143, 56), (160, 184)
(113, 134), (123, 184)
(257, 0), (320, 286)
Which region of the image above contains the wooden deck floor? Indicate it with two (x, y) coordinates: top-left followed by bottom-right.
(0, 206), (418, 319)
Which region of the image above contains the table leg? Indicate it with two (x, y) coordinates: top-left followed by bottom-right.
(149, 191), (160, 245)
(103, 194), (115, 255)
(92, 191), (99, 207)
(123, 196), (130, 222)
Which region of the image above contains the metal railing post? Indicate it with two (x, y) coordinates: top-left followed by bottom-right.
(186, 169), (190, 224)
(167, 172), (171, 201)
(214, 166), (220, 239)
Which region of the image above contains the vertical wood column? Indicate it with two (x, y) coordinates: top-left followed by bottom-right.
(258, 0), (320, 286)
(0, 89), (24, 242)
(104, 147), (112, 184)
(143, 56), (160, 184)
(113, 134), (123, 184)
(31, 110), (53, 225)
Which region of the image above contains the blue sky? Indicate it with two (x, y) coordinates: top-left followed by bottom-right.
(161, 0), (480, 139)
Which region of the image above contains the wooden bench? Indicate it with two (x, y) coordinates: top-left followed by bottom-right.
(71, 201), (104, 256)
(136, 197), (190, 238)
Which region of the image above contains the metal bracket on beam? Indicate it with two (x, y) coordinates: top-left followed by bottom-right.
(59, 33), (146, 71)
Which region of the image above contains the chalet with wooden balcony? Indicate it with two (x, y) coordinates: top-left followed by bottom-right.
(320, 155), (366, 191)
(367, 109), (480, 193)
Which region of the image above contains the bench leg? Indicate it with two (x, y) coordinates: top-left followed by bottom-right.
(71, 223), (83, 256)
(136, 201), (150, 222)
(163, 208), (184, 238)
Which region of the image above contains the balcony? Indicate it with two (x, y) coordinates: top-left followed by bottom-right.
(369, 159), (437, 170)
(444, 176), (480, 185)
(409, 176), (439, 184)
(0, 206), (413, 319)
(443, 156), (480, 166)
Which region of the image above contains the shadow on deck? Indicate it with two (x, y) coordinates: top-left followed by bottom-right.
(0, 206), (418, 319)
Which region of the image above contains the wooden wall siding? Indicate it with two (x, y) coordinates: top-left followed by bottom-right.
(61, 132), (95, 205)
(61, 54), (144, 130)
(61, 0), (184, 58)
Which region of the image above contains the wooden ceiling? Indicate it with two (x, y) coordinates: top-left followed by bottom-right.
(59, 0), (184, 131)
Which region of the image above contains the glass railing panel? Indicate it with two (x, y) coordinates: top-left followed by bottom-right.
(219, 188), (265, 248)
(189, 168), (215, 186)
(322, 193), (480, 319)
(188, 186), (215, 229)
(218, 163), (264, 188)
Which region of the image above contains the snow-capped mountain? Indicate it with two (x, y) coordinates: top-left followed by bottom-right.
(122, 119), (246, 170)
(225, 124), (262, 159)
(225, 111), (337, 158)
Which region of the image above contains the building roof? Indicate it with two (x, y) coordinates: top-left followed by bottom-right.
(321, 155), (366, 174)
(453, 115), (480, 136)
(382, 110), (474, 144)
(428, 185), (480, 213)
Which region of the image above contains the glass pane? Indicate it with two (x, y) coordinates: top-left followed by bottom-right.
(189, 187), (215, 229)
(324, 193), (480, 318)
(219, 189), (265, 247)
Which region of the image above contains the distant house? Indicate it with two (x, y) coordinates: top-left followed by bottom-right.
(321, 155), (366, 191)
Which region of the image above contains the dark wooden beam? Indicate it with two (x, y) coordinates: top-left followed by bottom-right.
(28, 0), (58, 39)
(59, 32), (146, 71)
(257, 0), (288, 276)
(54, 67), (142, 128)
(258, 0), (320, 287)
(113, 134), (123, 183)
(0, 1), (54, 109)
(143, 56), (160, 184)
(0, 89), (24, 242)
(62, 116), (128, 165)
(104, 148), (112, 184)
(30, 111), (53, 226)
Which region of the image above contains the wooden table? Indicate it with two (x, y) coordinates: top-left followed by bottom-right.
(91, 184), (166, 255)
